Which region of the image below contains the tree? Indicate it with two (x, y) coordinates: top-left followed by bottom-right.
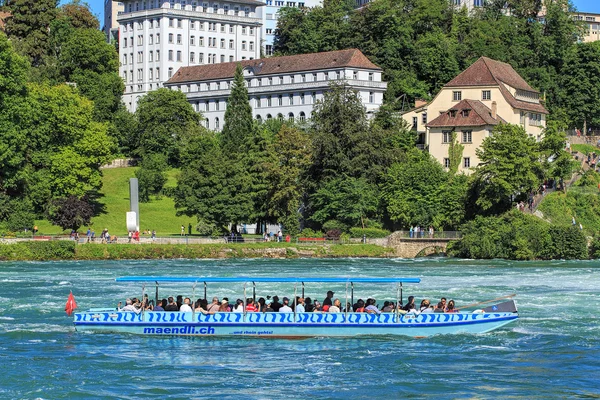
(381, 150), (447, 228)
(267, 125), (312, 234)
(134, 88), (200, 165)
(310, 176), (379, 230)
(471, 124), (543, 214)
(447, 131), (464, 176)
(46, 195), (93, 231)
(540, 121), (577, 189)
(136, 153), (168, 202)
(4, 0), (58, 66)
(221, 64), (253, 154)
(59, 1), (99, 30)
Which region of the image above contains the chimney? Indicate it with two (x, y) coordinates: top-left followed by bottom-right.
(491, 101), (497, 120)
(415, 99), (428, 108)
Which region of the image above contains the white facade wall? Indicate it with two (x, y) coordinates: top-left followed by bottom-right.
(119, 0), (262, 112)
(166, 68), (386, 130)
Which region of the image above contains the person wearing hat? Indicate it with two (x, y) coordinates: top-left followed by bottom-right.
(279, 297), (292, 313)
(323, 290), (334, 307)
(218, 299), (230, 312)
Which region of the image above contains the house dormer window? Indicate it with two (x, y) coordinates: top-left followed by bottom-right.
(449, 110), (457, 118)
(461, 109), (470, 117)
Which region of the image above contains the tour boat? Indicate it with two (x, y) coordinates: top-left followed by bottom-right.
(72, 277), (518, 337)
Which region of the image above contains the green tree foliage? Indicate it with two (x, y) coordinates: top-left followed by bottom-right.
(46, 195), (94, 231)
(381, 150), (447, 229)
(221, 64), (253, 154)
(4, 0), (58, 66)
(310, 176), (379, 230)
(540, 121), (577, 187)
(134, 88), (200, 165)
(471, 124), (543, 213)
(59, 1), (99, 30)
(135, 153), (168, 202)
(267, 124), (311, 235)
(447, 131), (464, 176)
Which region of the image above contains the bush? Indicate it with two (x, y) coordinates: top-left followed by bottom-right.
(548, 225), (588, 259)
(349, 227), (391, 238)
(0, 241), (76, 261)
(322, 220), (349, 233)
(325, 229), (342, 240)
(299, 228), (323, 238)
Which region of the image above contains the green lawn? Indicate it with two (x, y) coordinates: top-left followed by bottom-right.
(35, 167), (194, 235)
(571, 143), (600, 155)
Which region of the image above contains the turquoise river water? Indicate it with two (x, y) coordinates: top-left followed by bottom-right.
(0, 258), (598, 399)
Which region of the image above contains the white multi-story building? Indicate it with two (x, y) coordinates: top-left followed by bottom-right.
(165, 48), (387, 130)
(257, 0), (321, 56)
(118, 0), (263, 112)
(103, 1), (125, 43)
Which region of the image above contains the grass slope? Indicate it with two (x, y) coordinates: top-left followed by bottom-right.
(35, 167), (193, 235)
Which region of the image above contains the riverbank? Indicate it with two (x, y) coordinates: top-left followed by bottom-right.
(0, 241), (394, 261)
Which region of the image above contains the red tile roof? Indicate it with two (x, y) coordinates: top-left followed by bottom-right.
(445, 57), (536, 92)
(444, 56), (548, 114)
(426, 99), (506, 128)
(167, 49), (381, 84)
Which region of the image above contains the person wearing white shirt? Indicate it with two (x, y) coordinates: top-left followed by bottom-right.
(295, 297), (305, 313)
(179, 297), (193, 312)
(279, 297), (292, 312)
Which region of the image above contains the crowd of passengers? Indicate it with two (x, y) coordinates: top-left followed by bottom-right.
(118, 291), (458, 314)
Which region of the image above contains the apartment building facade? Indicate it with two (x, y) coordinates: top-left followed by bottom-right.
(118, 0), (263, 112)
(402, 56), (548, 174)
(165, 48), (387, 130)
(103, 1), (125, 43)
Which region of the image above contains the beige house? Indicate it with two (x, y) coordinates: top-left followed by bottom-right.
(571, 11), (600, 42)
(402, 56), (548, 174)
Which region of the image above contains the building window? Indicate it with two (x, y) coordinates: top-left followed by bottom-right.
(177, 34), (182, 44)
(312, 92), (317, 103)
(220, 54), (225, 63)
(520, 111), (526, 125)
(205, 118), (209, 129)
(137, 35), (143, 45)
(137, 51), (143, 62)
(313, 73), (317, 81)
(250, 27), (255, 35)
(267, 96), (272, 107)
(289, 94), (294, 105)
(221, 24), (225, 32)
(299, 111), (306, 122)
(190, 52), (195, 63)
(463, 157), (471, 168)
(229, 25), (234, 33)
(177, 19), (182, 28)
(229, 39), (234, 49)
(215, 100), (220, 111)
(300, 94), (305, 104)
(249, 41), (254, 51)
(443, 158), (450, 168)
(168, 50), (174, 61)
(353, 71), (358, 80)
(137, 69), (143, 81)
(149, 68), (153, 80)
(156, 50), (160, 61)
(288, 112), (294, 121)
(242, 41), (247, 50)
(220, 39), (225, 48)
(123, 54), (127, 64)
(190, 36), (195, 45)
(149, 34), (153, 44)
(453, 91), (462, 101)
(169, 33), (174, 43)
(412, 116), (417, 128)
(265, 45), (273, 56)
(156, 33), (160, 44)
(462, 130), (472, 143)
(168, 67), (173, 78)
(369, 92), (374, 103)
(368, 72), (373, 81)
(169, 18), (174, 27)
(422, 112), (427, 124)
(123, 38), (127, 47)
(229, 55), (234, 62)
(442, 130), (452, 143)
(199, 36), (204, 46)
(191, 21), (196, 29)
(277, 95), (282, 106)
(482, 90), (491, 100)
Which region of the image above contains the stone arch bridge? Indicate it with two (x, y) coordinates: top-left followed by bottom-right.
(387, 231), (461, 258)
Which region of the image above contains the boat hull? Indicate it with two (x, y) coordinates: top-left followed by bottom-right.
(73, 311), (518, 337)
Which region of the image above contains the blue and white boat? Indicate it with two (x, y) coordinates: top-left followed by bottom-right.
(73, 277), (518, 337)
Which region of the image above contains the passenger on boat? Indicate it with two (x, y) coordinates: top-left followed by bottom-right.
(207, 297), (220, 313)
(365, 298), (381, 314)
(420, 299), (433, 313)
(304, 297), (314, 312)
(257, 297), (266, 312)
(323, 290), (334, 307)
(264, 302), (274, 312)
(381, 301), (394, 312)
(343, 302), (352, 312)
(440, 297), (447, 312)
(270, 296), (283, 312)
(164, 297), (178, 311)
(446, 300), (458, 313)
(176, 295), (183, 310)
(279, 297), (292, 313)
(403, 296), (416, 312)
(434, 302), (444, 313)
(328, 299), (341, 313)
(218, 299), (230, 312)
(354, 299), (365, 312)
(179, 298), (193, 312)
(120, 298), (142, 313)
(295, 297), (305, 313)
(153, 299), (165, 312)
(246, 298), (257, 312)
(194, 299), (210, 314)
(313, 300), (322, 312)
(233, 299), (244, 313)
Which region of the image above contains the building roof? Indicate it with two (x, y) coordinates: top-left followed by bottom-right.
(445, 56), (537, 92)
(426, 99), (506, 128)
(167, 49), (382, 84)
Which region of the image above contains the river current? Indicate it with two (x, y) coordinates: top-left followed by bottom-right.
(0, 258), (598, 399)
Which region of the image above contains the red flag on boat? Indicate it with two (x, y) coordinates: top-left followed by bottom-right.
(65, 291), (77, 316)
